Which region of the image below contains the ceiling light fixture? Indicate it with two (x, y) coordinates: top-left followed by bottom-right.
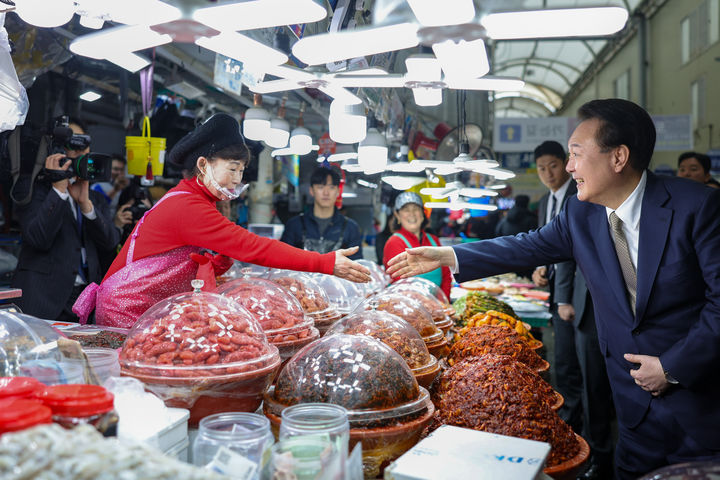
(289, 104), (313, 156)
(329, 101), (366, 144)
(425, 201), (498, 211)
(196, 31), (288, 68)
(79, 91), (101, 102)
(382, 176), (427, 191)
(266, 96), (290, 149)
(14, 0), (76, 28)
(328, 144), (358, 163)
(481, 7), (629, 39)
(358, 125), (388, 174)
(70, 25), (172, 60)
(357, 179), (378, 188)
(243, 94), (271, 142)
(292, 22), (420, 65)
(104, 0), (181, 26)
(193, 0), (327, 33)
(432, 38), (489, 80)
(407, 0), (475, 27)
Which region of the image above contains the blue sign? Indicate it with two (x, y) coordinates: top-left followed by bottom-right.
(500, 125), (522, 143)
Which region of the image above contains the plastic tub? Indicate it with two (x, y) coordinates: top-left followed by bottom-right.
(310, 273), (365, 315)
(0, 397), (52, 435)
(64, 348), (120, 385)
(119, 289), (281, 427)
(264, 334), (434, 478)
(359, 293), (444, 346)
(325, 310), (440, 388)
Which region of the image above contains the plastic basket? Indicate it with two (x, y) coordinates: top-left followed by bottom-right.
(126, 116), (166, 177)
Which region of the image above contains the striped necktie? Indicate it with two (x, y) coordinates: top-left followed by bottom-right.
(609, 211), (636, 314)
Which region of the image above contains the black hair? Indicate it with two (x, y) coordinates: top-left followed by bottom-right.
(534, 141), (566, 161)
(191, 143), (251, 177)
(68, 117), (88, 134)
(310, 166), (340, 186)
(110, 153), (127, 165)
(514, 194), (530, 209)
(577, 99), (656, 172)
(678, 151), (711, 173)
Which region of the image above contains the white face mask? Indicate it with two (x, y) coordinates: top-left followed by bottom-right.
(204, 164), (248, 201)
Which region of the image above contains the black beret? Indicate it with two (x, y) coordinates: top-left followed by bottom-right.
(167, 113), (246, 171)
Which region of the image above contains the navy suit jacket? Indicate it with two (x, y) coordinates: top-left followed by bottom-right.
(454, 172), (720, 449)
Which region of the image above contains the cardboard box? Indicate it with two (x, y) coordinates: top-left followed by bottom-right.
(384, 425), (550, 480)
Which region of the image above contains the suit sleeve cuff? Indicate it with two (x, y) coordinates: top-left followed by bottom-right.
(450, 248), (460, 274)
(82, 206), (97, 220)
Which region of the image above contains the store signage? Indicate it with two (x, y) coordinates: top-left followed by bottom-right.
(493, 117), (574, 153)
(652, 115), (692, 151)
(317, 132), (337, 155)
(212, 54), (264, 96)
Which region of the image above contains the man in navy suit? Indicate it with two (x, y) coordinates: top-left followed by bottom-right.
(388, 99), (720, 479)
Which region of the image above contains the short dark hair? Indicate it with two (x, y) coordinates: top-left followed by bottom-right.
(68, 117), (88, 134)
(310, 166), (340, 186)
(577, 99), (656, 171)
(534, 141), (566, 161)
(678, 151), (711, 173)
(110, 153), (127, 165)
(191, 143), (251, 177)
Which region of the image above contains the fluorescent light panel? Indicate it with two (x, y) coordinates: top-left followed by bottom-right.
(106, 51), (151, 72)
(196, 32), (288, 68)
(293, 23), (419, 65)
(482, 7), (629, 39)
(79, 91), (101, 102)
(446, 76), (525, 91)
(106, 0), (181, 26)
(70, 25), (172, 59)
(425, 201), (498, 211)
(193, 0), (327, 32)
(407, 0), (475, 26)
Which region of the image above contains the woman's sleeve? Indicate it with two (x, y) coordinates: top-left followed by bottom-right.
(383, 236), (404, 275)
(440, 265), (452, 299)
(177, 200), (335, 274)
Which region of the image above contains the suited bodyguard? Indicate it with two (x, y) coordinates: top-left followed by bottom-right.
(530, 141), (584, 436)
(12, 120), (119, 321)
(387, 99), (720, 479)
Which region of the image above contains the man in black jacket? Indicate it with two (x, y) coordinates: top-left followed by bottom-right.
(281, 166), (362, 259)
(12, 120), (119, 321)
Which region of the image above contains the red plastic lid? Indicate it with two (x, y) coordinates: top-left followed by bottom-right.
(40, 384), (114, 417)
(0, 377), (45, 400)
(0, 398), (52, 434)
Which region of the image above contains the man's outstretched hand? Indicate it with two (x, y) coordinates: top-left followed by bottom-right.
(386, 246), (456, 279)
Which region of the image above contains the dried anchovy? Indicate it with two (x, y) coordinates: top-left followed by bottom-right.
(433, 354), (579, 466)
(449, 324), (545, 370)
(0, 424), (227, 480)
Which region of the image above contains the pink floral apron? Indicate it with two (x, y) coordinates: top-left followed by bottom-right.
(73, 191), (201, 328)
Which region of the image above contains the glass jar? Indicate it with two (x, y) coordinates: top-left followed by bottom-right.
(279, 403), (349, 477)
(39, 384), (118, 436)
(193, 412), (274, 479)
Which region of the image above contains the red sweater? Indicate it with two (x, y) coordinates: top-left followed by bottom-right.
(382, 227), (452, 298)
(105, 178), (335, 280)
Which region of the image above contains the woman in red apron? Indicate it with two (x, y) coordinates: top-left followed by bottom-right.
(382, 192), (451, 298)
(74, 114), (369, 327)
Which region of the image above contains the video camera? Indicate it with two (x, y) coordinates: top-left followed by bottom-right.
(129, 187), (151, 221)
(45, 116), (112, 183)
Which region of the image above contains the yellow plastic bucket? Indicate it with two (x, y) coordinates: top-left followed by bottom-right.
(126, 116), (166, 177)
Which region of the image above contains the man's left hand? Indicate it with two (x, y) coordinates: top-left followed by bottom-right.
(625, 353), (669, 396)
(68, 179), (93, 214)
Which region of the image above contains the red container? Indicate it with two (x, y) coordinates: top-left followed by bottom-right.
(0, 397), (52, 435)
(40, 384), (118, 435)
(0, 376), (45, 401)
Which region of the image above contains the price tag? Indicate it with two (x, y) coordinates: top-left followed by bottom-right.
(206, 446), (258, 480)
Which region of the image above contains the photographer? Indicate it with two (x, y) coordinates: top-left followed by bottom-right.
(11, 119), (119, 321)
(114, 180), (152, 244)
(91, 154), (130, 211)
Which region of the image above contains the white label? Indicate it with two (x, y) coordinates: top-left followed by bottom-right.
(206, 446), (258, 480)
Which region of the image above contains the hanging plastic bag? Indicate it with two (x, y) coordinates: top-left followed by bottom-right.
(0, 14), (29, 133)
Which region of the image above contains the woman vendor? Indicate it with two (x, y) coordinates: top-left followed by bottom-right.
(74, 114), (370, 327)
(382, 192), (451, 298)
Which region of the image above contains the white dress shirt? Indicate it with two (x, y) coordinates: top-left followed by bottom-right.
(546, 177), (573, 225)
(605, 170), (647, 270)
(53, 187), (97, 285)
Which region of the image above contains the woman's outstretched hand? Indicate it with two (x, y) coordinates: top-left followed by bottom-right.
(333, 247), (371, 283)
(386, 246), (456, 279)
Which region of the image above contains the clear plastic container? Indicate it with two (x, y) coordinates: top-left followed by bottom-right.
(355, 259), (388, 295)
(264, 335), (433, 479)
(387, 283), (454, 332)
(119, 289), (281, 426)
(394, 276), (452, 307)
(279, 403), (349, 478)
(359, 293), (442, 344)
(309, 273), (365, 316)
(0, 311), (63, 377)
(64, 348), (120, 385)
(40, 384), (118, 436)
(268, 270), (342, 336)
(325, 310), (440, 388)
(193, 412), (274, 479)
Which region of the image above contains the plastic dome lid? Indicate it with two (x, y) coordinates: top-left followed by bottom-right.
(0, 311), (63, 377)
(394, 277), (451, 306)
(267, 271), (333, 315)
(216, 278), (313, 338)
(387, 283), (451, 322)
(355, 259), (388, 293)
(120, 290), (279, 378)
(270, 334), (428, 427)
(0, 377), (45, 400)
(360, 293), (443, 344)
(309, 274), (365, 314)
(325, 310), (436, 374)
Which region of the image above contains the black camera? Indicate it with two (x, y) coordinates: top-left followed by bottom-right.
(129, 188), (151, 221)
(45, 116), (112, 182)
